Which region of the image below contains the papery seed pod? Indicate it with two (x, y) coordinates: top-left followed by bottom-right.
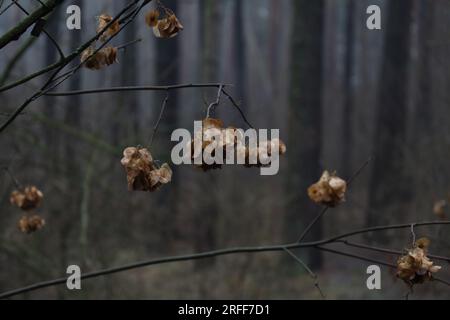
(308, 171), (347, 207)
(18, 215), (45, 234)
(81, 46), (118, 70)
(145, 9), (160, 27)
(120, 147), (171, 192)
(102, 46), (118, 66)
(97, 14), (120, 41)
(397, 238), (442, 286)
(152, 13), (183, 38)
(10, 186), (44, 211)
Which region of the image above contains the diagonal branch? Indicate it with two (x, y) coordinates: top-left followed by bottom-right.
(0, 0), (149, 134)
(0, 0), (63, 49)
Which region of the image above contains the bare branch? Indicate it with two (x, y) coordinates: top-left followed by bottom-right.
(0, 220), (448, 299)
(44, 83), (230, 97)
(0, 0), (63, 50)
(0, 0), (150, 134)
(284, 248), (326, 299)
(149, 91), (169, 147)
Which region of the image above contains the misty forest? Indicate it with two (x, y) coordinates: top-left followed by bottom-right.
(0, 0), (449, 299)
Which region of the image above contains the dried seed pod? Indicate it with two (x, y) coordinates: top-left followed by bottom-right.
(244, 139), (287, 168)
(152, 13), (183, 38)
(145, 9), (160, 27)
(308, 171), (347, 207)
(81, 46), (118, 70)
(10, 186), (43, 211)
(148, 163), (173, 191)
(97, 14), (120, 41)
(120, 147), (171, 192)
(102, 46), (118, 66)
(397, 238), (441, 286)
(18, 215), (45, 234)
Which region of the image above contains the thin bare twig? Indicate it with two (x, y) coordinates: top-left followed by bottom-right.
(0, 0), (63, 49)
(221, 89), (254, 129)
(283, 248), (326, 299)
(297, 156), (373, 243)
(10, 0), (65, 58)
(44, 83), (229, 96)
(2, 166), (21, 188)
(0, 0), (149, 134)
(206, 84), (223, 118)
(410, 223), (416, 247)
(337, 240), (450, 263)
(0, 220), (448, 299)
(149, 91), (169, 147)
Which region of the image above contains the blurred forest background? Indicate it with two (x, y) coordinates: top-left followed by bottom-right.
(0, 0), (449, 299)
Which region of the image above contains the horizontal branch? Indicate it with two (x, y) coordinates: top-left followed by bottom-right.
(44, 84), (231, 96)
(0, 220), (448, 299)
(337, 239), (450, 263)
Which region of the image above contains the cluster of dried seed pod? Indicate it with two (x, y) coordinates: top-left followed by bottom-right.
(145, 7), (183, 38)
(307, 171), (347, 207)
(97, 14), (120, 41)
(121, 147), (172, 192)
(81, 46), (118, 70)
(18, 215), (46, 234)
(397, 237), (441, 286)
(10, 186), (45, 234)
(242, 139), (287, 169)
(81, 13), (119, 70)
(10, 186), (43, 211)
(187, 118), (287, 172)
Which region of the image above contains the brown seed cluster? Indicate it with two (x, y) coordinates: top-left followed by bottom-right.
(97, 14), (120, 42)
(145, 8), (183, 38)
(10, 186), (43, 211)
(187, 118), (287, 172)
(18, 215), (46, 234)
(81, 46), (118, 70)
(10, 185), (45, 234)
(121, 147), (172, 192)
(397, 238), (441, 286)
(308, 171), (347, 207)
(81, 12), (120, 70)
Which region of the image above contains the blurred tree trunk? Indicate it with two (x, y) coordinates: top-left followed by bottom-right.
(121, 13), (139, 137)
(367, 0), (413, 236)
(233, 0), (245, 103)
(413, 0), (433, 135)
(342, 0), (354, 179)
(286, 0), (325, 269)
(44, 6), (63, 153)
(193, 0), (221, 271)
(154, 0), (180, 249)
